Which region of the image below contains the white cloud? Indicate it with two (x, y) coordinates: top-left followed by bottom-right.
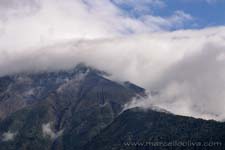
(216, 52), (225, 61)
(0, 0), (193, 50)
(141, 10), (193, 30)
(113, 0), (166, 14)
(0, 26), (225, 120)
(123, 96), (171, 114)
(42, 122), (63, 140)
(151, 46), (225, 120)
(182, 0), (220, 4)
(2, 131), (17, 141)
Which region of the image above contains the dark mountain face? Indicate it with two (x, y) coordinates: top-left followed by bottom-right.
(85, 107), (225, 150)
(0, 64), (145, 150)
(0, 64), (224, 150)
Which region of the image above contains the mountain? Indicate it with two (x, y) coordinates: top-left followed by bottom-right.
(85, 107), (225, 150)
(0, 64), (224, 150)
(0, 64), (145, 150)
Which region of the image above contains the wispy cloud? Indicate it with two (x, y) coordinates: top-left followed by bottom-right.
(2, 131), (17, 141)
(181, 0), (220, 4)
(42, 122), (63, 140)
(141, 10), (193, 30)
(112, 0), (166, 14)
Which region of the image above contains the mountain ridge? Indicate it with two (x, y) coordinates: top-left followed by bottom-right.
(84, 107), (225, 150)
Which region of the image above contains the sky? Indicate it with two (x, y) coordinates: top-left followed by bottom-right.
(0, 0), (225, 121)
(114, 0), (225, 29)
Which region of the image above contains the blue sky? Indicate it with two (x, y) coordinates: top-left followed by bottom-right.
(113, 0), (225, 30)
(161, 0), (225, 28)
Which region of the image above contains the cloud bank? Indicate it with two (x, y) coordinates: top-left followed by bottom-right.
(0, 0), (224, 121)
(0, 26), (224, 120)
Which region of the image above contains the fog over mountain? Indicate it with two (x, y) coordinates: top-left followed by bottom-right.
(0, 0), (225, 121)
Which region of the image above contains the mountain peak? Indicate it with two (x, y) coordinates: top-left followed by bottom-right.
(0, 64), (147, 149)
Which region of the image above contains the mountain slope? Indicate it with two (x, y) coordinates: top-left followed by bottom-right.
(0, 64), (145, 150)
(85, 107), (225, 150)
(0, 64), (224, 150)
